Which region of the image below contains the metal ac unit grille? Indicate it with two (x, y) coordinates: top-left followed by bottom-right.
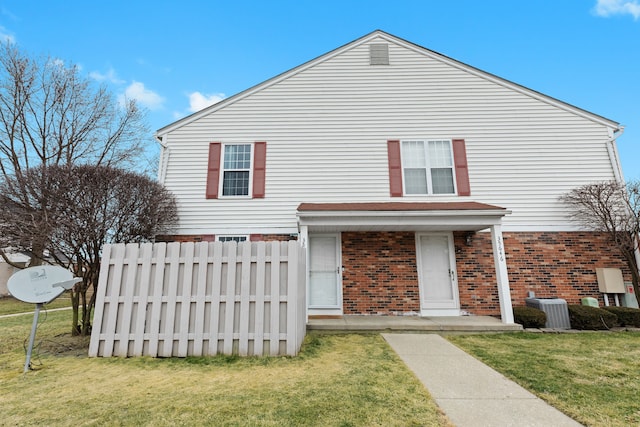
(525, 298), (571, 329)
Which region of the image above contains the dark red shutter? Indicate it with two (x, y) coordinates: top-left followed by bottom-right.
(252, 141), (267, 198)
(205, 142), (222, 199)
(452, 139), (471, 196)
(387, 140), (403, 197)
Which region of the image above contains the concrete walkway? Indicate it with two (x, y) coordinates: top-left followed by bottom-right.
(383, 334), (583, 427)
(0, 306), (72, 318)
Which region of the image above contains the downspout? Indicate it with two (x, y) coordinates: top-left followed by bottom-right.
(155, 134), (170, 184)
(606, 126), (625, 184)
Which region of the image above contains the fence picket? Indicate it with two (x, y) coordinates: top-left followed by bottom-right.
(147, 243), (167, 356)
(102, 244), (127, 357)
(207, 242), (223, 355)
(269, 242), (281, 355)
(118, 243), (139, 357)
(253, 242), (266, 356)
(177, 242), (195, 357)
(223, 241), (237, 354)
(161, 242), (181, 357)
(132, 243), (153, 356)
(239, 242), (252, 356)
(88, 244), (113, 357)
(192, 242), (209, 355)
(286, 242), (299, 355)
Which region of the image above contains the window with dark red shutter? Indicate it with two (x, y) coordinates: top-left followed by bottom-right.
(388, 138), (471, 196)
(387, 140), (403, 197)
(205, 142), (222, 199)
(452, 139), (470, 196)
(253, 141), (267, 198)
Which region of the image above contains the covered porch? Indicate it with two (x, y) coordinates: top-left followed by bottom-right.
(297, 202), (516, 324)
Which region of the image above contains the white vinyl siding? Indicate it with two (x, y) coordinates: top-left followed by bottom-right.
(159, 34), (620, 234)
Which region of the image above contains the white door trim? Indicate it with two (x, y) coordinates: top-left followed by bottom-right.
(415, 232), (460, 316)
(307, 233), (343, 316)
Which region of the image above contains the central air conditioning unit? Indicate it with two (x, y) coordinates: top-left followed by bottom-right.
(525, 297), (571, 329)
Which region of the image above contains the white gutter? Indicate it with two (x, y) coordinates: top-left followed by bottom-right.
(607, 126), (625, 184)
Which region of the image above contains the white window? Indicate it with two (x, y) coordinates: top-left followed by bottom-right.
(216, 235), (248, 243)
(222, 144), (252, 196)
(401, 140), (455, 195)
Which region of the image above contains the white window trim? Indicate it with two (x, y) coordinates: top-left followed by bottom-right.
(219, 142), (254, 198)
(400, 139), (457, 196)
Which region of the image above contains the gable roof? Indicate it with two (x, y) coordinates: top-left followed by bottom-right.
(156, 30), (620, 138)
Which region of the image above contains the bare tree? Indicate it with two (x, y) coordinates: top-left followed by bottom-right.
(0, 42), (148, 264)
(561, 180), (640, 300)
(0, 164), (178, 335)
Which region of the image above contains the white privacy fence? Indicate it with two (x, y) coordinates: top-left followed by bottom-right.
(88, 241), (306, 358)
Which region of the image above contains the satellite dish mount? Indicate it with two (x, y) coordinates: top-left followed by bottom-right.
(7, 265), (82, 372)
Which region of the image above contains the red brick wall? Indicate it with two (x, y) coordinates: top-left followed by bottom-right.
(341, 232), (420, 315)
(456, 231), (631, 314)
(341, 231), (629, 317)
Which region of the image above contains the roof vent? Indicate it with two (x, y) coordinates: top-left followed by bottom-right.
(370, 43), (389, 65)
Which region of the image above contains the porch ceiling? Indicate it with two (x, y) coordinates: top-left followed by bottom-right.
(297, 202), (510, 233)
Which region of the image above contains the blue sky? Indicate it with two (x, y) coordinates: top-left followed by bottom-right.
(1, 0), (639, 179)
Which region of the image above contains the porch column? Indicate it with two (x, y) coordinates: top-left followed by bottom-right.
(490, 224), (514, 323)
(298, 225), (309, 322)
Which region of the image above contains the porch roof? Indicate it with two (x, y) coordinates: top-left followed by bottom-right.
(297, 202), (510, 232)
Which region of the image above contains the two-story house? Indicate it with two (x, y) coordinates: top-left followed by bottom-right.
(155, 30), (628, 324)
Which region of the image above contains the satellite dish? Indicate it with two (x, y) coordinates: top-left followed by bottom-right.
(7, 265), (82, 373)
(8, 265), (81, 304)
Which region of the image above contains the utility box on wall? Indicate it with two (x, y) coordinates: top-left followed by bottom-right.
(596, 268), (626, 293)
(623, 283), (639, 309)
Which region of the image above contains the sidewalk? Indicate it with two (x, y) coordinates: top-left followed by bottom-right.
(383, 334), (583, 427)
(0, 306), (72, 319)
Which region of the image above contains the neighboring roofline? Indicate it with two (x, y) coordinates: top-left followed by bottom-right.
(155, 29), (620, 138)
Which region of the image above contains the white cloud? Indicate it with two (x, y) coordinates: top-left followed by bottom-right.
(594, 0), (640, 19)
(188, 91), (225, 112)
(89, 67), (125, 84)
(0, 25), (15, 43)
(119, 81), (165, 110)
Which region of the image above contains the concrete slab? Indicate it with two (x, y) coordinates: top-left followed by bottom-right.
(307, 315), (523, 332)
(439, 398), (583, 427)
(383, 334), (583, 427)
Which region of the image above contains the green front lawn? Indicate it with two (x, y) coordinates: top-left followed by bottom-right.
(0, 310), (450, 426)
(448, 332), (640, 427)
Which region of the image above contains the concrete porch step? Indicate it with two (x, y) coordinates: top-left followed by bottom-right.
(307, 315), (523, 333)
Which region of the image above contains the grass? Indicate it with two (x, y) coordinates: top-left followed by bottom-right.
(448, 332), (640, 427)
(0, 309), (450, 427)
(0, 295), (71, 316)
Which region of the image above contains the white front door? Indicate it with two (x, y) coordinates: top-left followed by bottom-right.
(308, 234), (342, 315)
(416, 233), (460, 316)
